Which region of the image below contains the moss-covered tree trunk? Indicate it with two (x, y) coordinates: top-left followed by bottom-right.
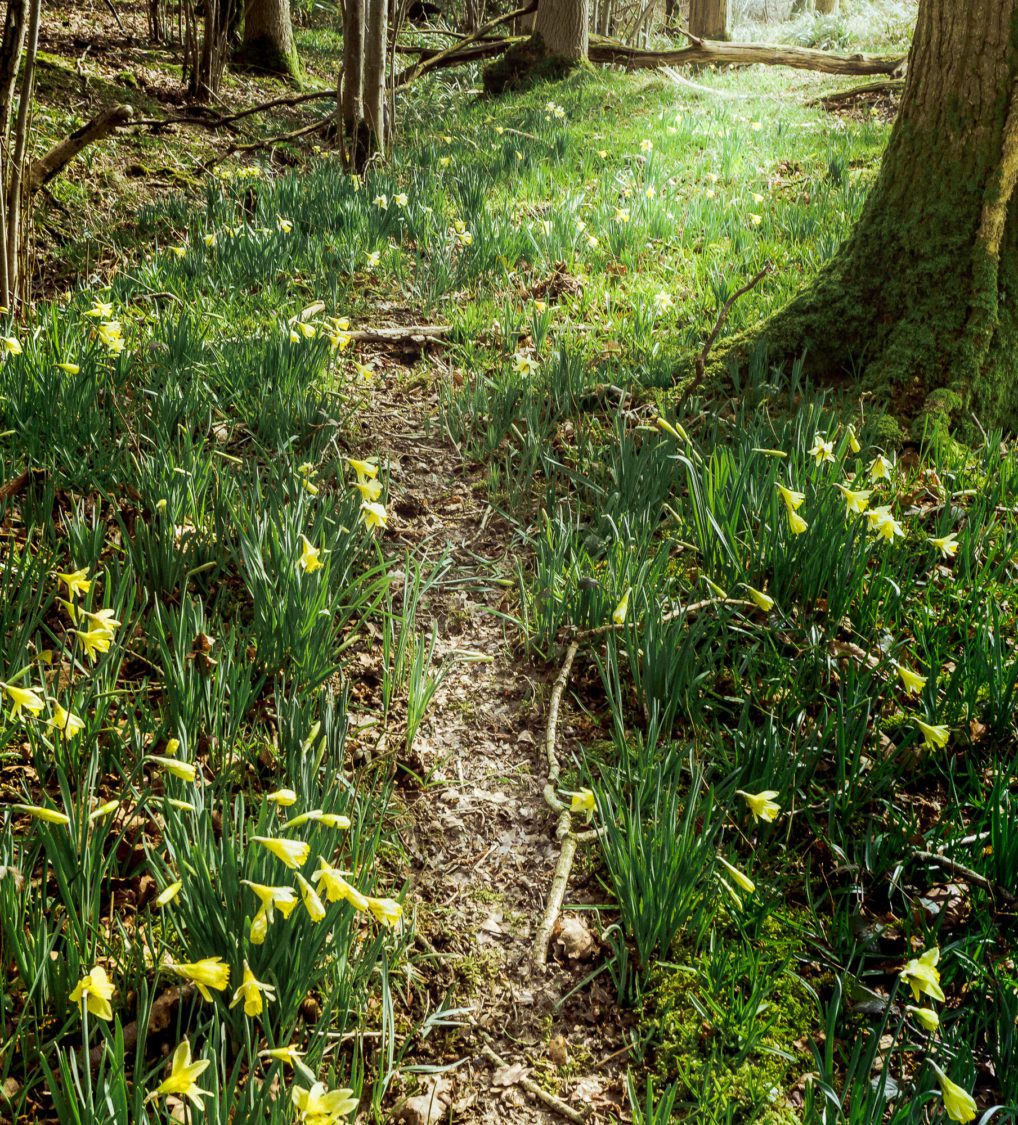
(749, 0), (1018, 432)
(688, 0), (730, 41)
(235, 0), (300, 80)
(534, 0), (588, 60)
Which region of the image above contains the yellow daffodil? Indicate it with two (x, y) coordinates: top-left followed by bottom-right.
(259, 1044), (303, 1067)
(787, 508), (808, 535)
(155, 880), (183, 907)
(867, 506), (904, 541)
(931, 1065), (977, 1123)
(355, 477), (383, 503)
(394, 192), (408, 207)
(165, 737), (181, 756)
(916, 719), (949, 749)
(47, 701), (85, 738)
(566, 788), (595, 816)
(169, 246), (186, 259)
(230, 961), (276, 1017)
(640, 138), (653, 152)
(744, 585), (774, 613)
(645, 185), (657, 200)
(352, 360), (375, 382)
(366, 895), (403, 927)
(736, 789), (780, 823)
(252, 835), (310, 870)
(277, 217), (293, 233)
(167, 957), (230, 1001)
(846, 424), (861, 453)
(89, 799), (120, 821)
(895, 663), (927, 695)
(3, 682), (45, 719)
(931, 532), (959, 559)
(297, 322), (316, 339)
(373, 194), (388, 210)
(149, 1039), (210, 1109)
(292, 1082), (358, 1122)
(614, 207), (630, 223)
(366, 250), (381, 268)
(75, 628), (112, 664)
(69, 966), (115, 1020)
(314, 858), (370, 911)
(835, 483), (872, 514)
(96, 320), (125, 353)
(652, 291), (673, 313)
(361, 501), (387, 530)
(296, 871), (327, 922)
(242, 880), (298, 943)
(55, 361), (80, 374)
(808, 434), (835, 464)
(612, 588), (631, 626)
(203, 232), (216, 247)
(749, 213), (762, 226)
(868, 453), (893, 481)
(298, 534), (325, 573)
(514, 353), (539, 376)
(55, 568), (91, 598)
(86, 300), (113, 318)
(907, 1005), (940, 1032)
(148, 755), (197, 782)
(775, 483), (805, 511)
(718, 855), (755, 894)
(266, 788), (297, 807)
(347, 457), (378, 480)
(12, 803), (70, 826)
(2, 336), (22, 355)
(80, 607), (120, 633)
(900, 946), (945, 1002)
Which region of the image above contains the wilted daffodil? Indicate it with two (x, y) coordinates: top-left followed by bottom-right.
(2, 682), (45, 719)
(47, 701), (85, 739)
(900, 946), (945, 1002)
(612, 588), (631, 626)
(148, 755), (197, 782)
(835, 483), (872, 514)
(230, 961), (276, 1017)
(736, 789), (780, 823)
(55, 567), (91, 598)
(167, 957), (230, 1001)
(298, 534), (325, 574)
(808, 434), (835, 464)
(744, 585), (774, 613)
(931, 1064), (977, 1123)
(252, 835), (310, 870)
(361, 501), (388, 530)
(70, 965), (115, 1020)
(846, 424), (861, 454)
(12, 802), (70, 826)
(292, 1083), (358, 1122)
(931, 532), (959, 559)
(895, 662), (927, 695)
(149, 1039), (210, 1109)
(916, 719), (949, 749)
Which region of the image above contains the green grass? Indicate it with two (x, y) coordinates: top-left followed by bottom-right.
(4, 10), (1014, 1122)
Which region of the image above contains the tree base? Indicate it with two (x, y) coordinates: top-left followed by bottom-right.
(233, 37), (302, 82)
(483, 34), (585, 95)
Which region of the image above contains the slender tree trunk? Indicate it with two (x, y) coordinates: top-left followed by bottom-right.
(743, 0), (1018, 433)
(236, 0), (300, 79)
(687, 0), (730, 40)
(814, 0), (839, 13)
(340, 0), (370, 168)
(534, 0), (588, 60)
(4, 0), (39, 310)
(362, 0), (387, 157)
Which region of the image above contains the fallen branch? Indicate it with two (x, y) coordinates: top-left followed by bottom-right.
(346, 324), (452, 341)
(813, 77), (906, 108)
(132, 89), (338, 132)
(478, 1037), (588, 1123)
(677, 263), (773, 411)
(589, 36), (906, 77)
(28, 104), (134, 192)
(913, 851), (1016, 908)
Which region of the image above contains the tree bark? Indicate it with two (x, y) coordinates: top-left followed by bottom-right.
(362, 0), (388, 157)
(236, 0), (300, 79)
(815, 0), (839, 13)
(688, 0), (730, 41)
(340, 0), (369, 168)
(740, 0), (1018, 433)
(534, 0), (588, 61)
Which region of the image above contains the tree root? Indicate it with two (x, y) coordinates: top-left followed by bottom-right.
(478, 1036), (589, 1122)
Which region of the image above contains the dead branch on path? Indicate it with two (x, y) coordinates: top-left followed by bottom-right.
(478, 1036), (589, 1123)
(589, 35), (906, 77)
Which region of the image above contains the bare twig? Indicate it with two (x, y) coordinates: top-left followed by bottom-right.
(478, 1037), (588, 1123)
(677, 263), (773, 410)
(913, 851), (1016, 907)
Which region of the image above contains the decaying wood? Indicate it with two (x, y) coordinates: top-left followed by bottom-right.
(589, 36), (906, 76)
(478, 1037), (589, 1123)
(28, 104), (133, 192)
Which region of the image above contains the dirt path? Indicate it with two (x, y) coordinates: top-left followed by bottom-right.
(350, 359), (630, 1123)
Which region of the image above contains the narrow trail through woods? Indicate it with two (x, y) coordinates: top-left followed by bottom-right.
(353, 361), (628, 1122)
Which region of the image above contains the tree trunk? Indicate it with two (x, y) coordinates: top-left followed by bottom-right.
(534, 0), (588, 60)
(742, 0), (1018, 434)
(814, 0), (839, 13)
(362, 0), (388, 157)
(236, 0), (300, 79)
(688, 0), (730, 41)
(340, 0), (370, 168)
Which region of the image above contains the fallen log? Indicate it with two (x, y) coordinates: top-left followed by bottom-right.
(813, 77), (907, 107)
(588, 36), (906, 77)
(28, 104), (134, 192)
